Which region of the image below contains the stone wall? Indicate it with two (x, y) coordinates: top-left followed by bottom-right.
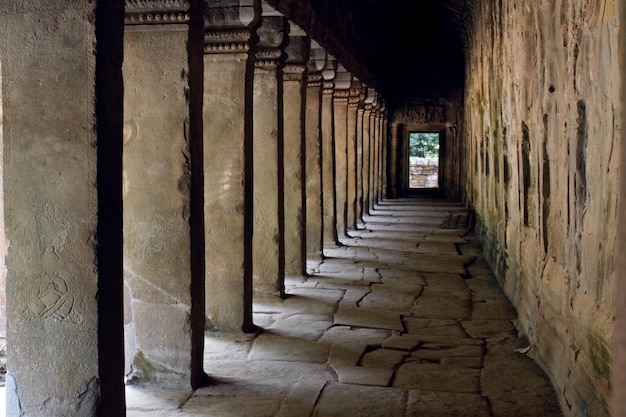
(463, 1), (620, 416)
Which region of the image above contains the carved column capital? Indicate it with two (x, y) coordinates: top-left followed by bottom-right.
(333, 64), (351, 102)
(125, 0), (195, 25)
(348, 82), (362, 108)
(283, 64), (306, 81)
(306, 42), (325, 87)
(203, 0), (260, 53)
(254, 13), (288, 68)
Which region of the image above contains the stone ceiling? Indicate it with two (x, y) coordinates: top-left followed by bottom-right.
(265, 0), (468, 102)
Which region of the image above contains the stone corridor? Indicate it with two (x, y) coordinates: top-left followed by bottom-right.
(126, 199), (562, 417)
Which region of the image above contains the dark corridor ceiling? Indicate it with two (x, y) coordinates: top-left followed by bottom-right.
(265, 0), (468, 102)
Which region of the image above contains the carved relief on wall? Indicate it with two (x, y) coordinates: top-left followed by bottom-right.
(395, 103), (446, 124)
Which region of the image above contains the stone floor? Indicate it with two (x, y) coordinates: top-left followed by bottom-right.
(127, 198), (564, 417)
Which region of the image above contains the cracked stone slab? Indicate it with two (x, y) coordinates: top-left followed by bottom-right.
(410, 342), (484, 360)
(312, 383), (406, 417)
(381, 333), (422, 351)
(410, 294), (471, 320)
(359, 286), (417, 311)
(360, 348), (408, 369)
(320, 326), (390, 346)
(333, 365), (395, 386)
(461, 319), (517, 339)
(406, 390), (491, 417)
(248, 333), (329, 363)
(334, 304), (405, 331)
(394, 362), (481, 393)
(416, 241), (460, 255)
(267, 314), (333, 340)
(275, 380), (327, 417)
(403, 317), (468, 339)
(328, 342), (368, 367)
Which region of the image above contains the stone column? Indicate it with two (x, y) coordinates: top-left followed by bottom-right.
(388, 122), (400, 198)
(203, 0), (259, 332)
(333, 66), (351, 239)
(346, 81), (362, 230)
(367, 92), (379, 214)
(361, 89), (375, 218)
(321, 56), (338, 246)
(1, 1), (125, 415)
(356, 91), (366, 225)
(252, 9), (287, 296)
(282, 24), (309, 278)
(371, 103), (380, 208)
(381, 106), (389, 200)
(304, 45), (325, 266)
(123, 1), (205, 389)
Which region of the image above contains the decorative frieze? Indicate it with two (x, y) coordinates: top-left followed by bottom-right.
(255, 47), (282, 68)
(322, 81), (335, 95)
(333, 89), (350, 102)
(204, 29), (253, 52)
(395, 102), (446, 124)
(125, 0), (192, 25)
(306, 72), (323, 87)
(283, 64), (306, 81)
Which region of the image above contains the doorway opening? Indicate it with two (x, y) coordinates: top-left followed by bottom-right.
(408, 131), (440, 189)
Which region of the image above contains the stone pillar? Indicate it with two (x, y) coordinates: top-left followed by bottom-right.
(371, 103), (380, 208)
(321, 56), (338, 246)
(388, 122), (399, 199)
(380, 107), (389, 200)
(304, 45), (325, 266)
(346, 81), (362, 230)
(333, 66), (351, 239)
(282, 24), (309, 278)
(361, 89), (375, 217)
(356, 91), (366, 225)
(367, 92), (379, 214)
(252, 8), (287, 296)
(1, 1), (125, 415)
(203, 0), (259, 332)
(123, 1), (205, 389)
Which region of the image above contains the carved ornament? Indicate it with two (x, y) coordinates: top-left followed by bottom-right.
(306, 72), (323, 87)
(283, 64), (306, 81)
(125, 0), (192, 25)
(204, 29), (252, 53)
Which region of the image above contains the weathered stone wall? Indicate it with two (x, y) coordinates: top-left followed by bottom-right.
(463, 1), (620, 416)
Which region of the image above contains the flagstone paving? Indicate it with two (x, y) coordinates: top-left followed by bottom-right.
(126, 198), (563, 417)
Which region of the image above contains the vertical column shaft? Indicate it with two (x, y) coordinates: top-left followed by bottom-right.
(252, 13), (287, 296)
(389, 122), (399, 198)
(333, 67), (351, 239)
(282, 30), (309, 278)
(123, 2), (205, 389)
(346, 83), (361, 230)
(203, 0), (259, 332)
(321, 59), (338, 246)
(1, 1), (125, 415)
(304, 48), (325, 266)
